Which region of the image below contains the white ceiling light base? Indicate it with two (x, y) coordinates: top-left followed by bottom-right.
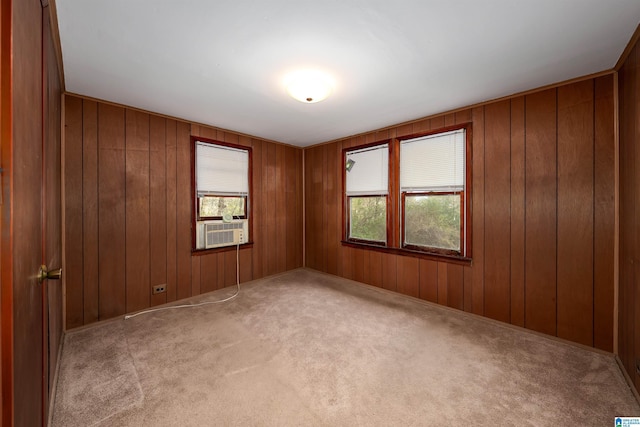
(285, 70), (334, 104)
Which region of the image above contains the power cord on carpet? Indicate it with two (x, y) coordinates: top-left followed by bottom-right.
(124, 240), (241, 320)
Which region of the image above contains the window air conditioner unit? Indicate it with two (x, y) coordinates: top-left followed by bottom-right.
(204, 221), (246, 249)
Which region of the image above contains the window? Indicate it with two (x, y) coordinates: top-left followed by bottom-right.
(345, 143), (389, 245)
(192, 137), (251, 251)
(343, 124), (471, 260)
(400, 128), (467, 256)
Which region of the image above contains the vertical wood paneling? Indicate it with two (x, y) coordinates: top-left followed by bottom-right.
(97, 104), (126, 319)
(382, 253), (397, 291)
(176, 121), (192, 300)
(265, 142), (277, 275)
(239, 249), (253, 283)
(458, 108), (472, 319)
(216, 241), (225, 288)
(275, 144), (287, 273)
(463, 267), (472, 312)
(306, 146), (323, 271)
(447, 264), (464, 310)
(354, 248), (365, 283)
(191, 257), (201, 295)
(65, 72), (617, 356)
(224, 250), (237, 287)
(632, 44), (640, 389)
(397, 256), (419, 298)
(286, 146), (298, 271)
(455, 109), (472, 124)
(419, 259), (438, 303)
(510, 96), (526, 327)
(593, 75), (615, 352)
(471, 107), (485, 315)
(296, 149), (304, 268)
(369, 251), (382, 288)
(326, 144), (338, 275)
(626, 46), (640, 388)
(557, 80), (594, 346)
(64, 95), (303, 327)
(361, 249), (371, 285)
(82, 100), (99, 323)
(524, 88), (558, 336)
(252, 139), (264, 279)
(619, 54), (634, 374)
(483, 100), (512, 322)
(304, 146), (313, 269)
(165, 120), (178, 302)
(431, 115), (445, 130)
(200, 254), (218, 293)
(437, 263), (448, 306)
(64, 96), (84, 328)
(150, 116), (167, 306)
(303, 77), (616, 352)
(125, 110), (150, 313)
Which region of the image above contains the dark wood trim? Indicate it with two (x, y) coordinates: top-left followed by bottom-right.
(341, 140), (391, 243)
(396, 122), (472, 144)
(464, 124), (473, 257)
(191, 242), (254, 256)
(190, 135), (253, 252)
(46, 1), (65, 90)
(616, 23), (640, 71)
(340, 240), (472, 266)
(389, 138), (400, 247)
(0, 0), (12, 422)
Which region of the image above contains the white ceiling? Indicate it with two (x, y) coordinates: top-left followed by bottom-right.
(56, 0), (640, 147)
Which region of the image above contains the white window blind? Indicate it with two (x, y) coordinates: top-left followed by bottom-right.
(346, 144), (389, 196)
(400, 129), (465, 192)
(196, 142), (248, 196)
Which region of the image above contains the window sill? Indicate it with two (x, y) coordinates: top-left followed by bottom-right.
(192, 241), (254, 256)
(340, 240), (472, 266)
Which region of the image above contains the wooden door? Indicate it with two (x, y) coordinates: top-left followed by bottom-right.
(42, 3), (63, 422)
(0, 0), (62, 425)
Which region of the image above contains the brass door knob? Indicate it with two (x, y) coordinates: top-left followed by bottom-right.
(38, 265), (62, 283)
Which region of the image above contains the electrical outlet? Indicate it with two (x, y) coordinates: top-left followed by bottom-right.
(152, 284), (166, 295)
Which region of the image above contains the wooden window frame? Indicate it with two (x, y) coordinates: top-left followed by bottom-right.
(342, 141), (392, 247)
(191, 136), (253, 254)
(346, 194), (389, 247)
(401, 190), (465, 257)
(342, 123), (472, 264)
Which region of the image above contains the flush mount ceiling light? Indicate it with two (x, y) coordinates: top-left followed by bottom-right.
(285, 70), (334, 104)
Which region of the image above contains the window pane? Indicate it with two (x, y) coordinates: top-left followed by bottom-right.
(349, 196), (386, 242)
(405, 194), (460, 251)
(199, 196), (245, 219)
(346, 144), (389, 195)
(400, 129), (465, 192)
(196, 142), (248, 195)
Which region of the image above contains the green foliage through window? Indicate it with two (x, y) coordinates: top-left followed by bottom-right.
(199, 196), (245, 219)
(349, 196), (386, 242)
(404, 194), (460, 251)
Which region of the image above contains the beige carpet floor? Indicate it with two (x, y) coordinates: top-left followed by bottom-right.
(51, 268), (640, 426)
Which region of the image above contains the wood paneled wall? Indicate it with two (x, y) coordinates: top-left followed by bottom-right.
(305, 75), (615, 351)
(619, 36), (640, 391)
(63, 95), (303, 328)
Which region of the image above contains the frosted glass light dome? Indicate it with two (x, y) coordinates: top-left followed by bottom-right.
(285, 70), (334, 103)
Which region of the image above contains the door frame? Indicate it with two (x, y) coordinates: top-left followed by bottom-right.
(1, 0), (14, 423)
